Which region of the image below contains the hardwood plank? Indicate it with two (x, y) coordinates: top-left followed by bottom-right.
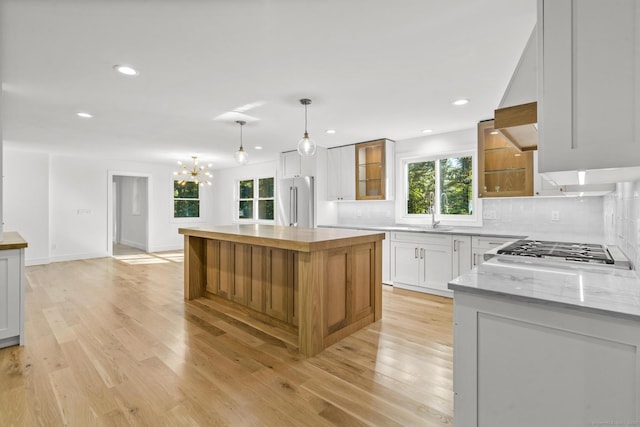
(0, 252), (454, 426)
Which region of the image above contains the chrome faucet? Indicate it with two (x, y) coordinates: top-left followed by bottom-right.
(429, 192), (440, 228)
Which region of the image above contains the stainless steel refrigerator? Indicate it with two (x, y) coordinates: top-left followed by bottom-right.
(276, 176), (315, 227)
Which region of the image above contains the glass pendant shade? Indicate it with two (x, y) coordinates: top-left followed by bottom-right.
(298, 132), (316, 156)
(234, 120), (249, 165)
(297, 98), (316, 157)
(235, 147), (249, 165)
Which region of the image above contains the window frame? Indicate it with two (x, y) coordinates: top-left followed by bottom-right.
(172, 179), (202, 220)
(234, 176), (276, 224)
(397, 150), (482, 227)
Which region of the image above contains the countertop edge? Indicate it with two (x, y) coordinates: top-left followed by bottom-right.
(0, 231), (28, 250)
(179, 226), (385, 252)
(448, 282), (640, 323)
(318, 224), (526, 239)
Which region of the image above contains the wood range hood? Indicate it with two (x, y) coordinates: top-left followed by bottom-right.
(494, 101), (538, 151)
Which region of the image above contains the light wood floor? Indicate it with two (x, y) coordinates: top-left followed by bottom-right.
(0, 251), (454, 426)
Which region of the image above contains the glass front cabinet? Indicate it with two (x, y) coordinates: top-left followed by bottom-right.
(355, 139), (394, 200)
(478, 120), (533, 198)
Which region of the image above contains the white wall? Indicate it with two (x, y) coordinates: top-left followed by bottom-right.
(604, 180), (640, 269)
(210, 160), (277, 225)
(3, 149), (49, 264)
(3, 149), (214, 264)
(114, 175), (148, 250)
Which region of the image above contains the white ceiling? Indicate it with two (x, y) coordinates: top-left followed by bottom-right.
(0, 0), (536, 169)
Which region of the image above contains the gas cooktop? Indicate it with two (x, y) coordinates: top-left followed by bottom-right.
(496, 239), (630, 269)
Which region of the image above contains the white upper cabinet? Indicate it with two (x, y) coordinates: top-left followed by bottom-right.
(538, 0), (640, 174)
(280, 150), (319, 178)
(327, 145), (356, 201)
(281, 151), (301, 178)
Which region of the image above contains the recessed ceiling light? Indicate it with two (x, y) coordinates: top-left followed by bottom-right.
(452, 98), (469, 106)
(490, 130), (499, 135)
(113, 65), (139, 76)
(326, 129), (336, 134)
(254, 146), (263, 150)
(422, 129), (433, 133)
(76, 112), (93, 118)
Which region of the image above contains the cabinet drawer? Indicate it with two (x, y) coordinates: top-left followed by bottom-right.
(472, 236), (513, 251)
(392, 232), (452, 246)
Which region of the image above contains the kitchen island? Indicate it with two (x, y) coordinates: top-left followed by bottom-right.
(448, 257), (640, 427)
(179, 225), (385, 357)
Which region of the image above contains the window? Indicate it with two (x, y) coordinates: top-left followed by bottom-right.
(406, 155), (473, 217)
(237, 177), (274, 222)
(174, 181), (200, 218)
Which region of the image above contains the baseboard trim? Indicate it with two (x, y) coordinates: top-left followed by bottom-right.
(49, 252), (108, 263)
(119, 239), (147, 251)
(25, 257), (51, 266)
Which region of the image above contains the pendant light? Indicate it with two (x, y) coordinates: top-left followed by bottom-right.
(234, 120), (249, 165)
(297, 98), (316, 156)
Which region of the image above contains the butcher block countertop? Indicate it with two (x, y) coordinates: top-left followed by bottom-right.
(0, 232), (28, 250)
(179, 224), (385, 252)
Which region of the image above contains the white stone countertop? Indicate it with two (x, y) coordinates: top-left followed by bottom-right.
(318, 224), (527, 239)
(448, 257), (640, 321)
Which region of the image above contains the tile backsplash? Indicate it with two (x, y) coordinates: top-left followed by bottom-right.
(604, 180), (640, 269)
(481, 197), (605, 242)
(336, 201), (396, 226)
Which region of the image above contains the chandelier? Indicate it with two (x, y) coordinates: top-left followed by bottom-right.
(174, 156), (212, 186)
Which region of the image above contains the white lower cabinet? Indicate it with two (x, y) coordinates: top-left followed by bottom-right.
(453, 291), (640, 427)
(391, 232), (460, 297)
(452, 236), (472, 277)
(0, 248), (25, 348)
(391, 233), (514, 297)
(471, 236), (513, 268)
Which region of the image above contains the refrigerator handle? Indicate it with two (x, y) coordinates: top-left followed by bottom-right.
(293, 186), (298, 226)
(289, 186), (294, 226)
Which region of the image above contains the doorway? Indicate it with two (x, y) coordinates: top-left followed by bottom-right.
(109, 173), (150, 256)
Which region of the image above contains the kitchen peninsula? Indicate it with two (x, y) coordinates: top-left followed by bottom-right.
(179, 225), (384, 357)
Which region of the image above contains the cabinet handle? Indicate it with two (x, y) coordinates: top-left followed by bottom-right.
(420, 248), (424, 259)
(473, 253), (477, 266)
(453, 240), (457, 252)
(415, 248), (418, 258)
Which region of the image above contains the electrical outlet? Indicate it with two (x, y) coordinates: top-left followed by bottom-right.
(483, 210), (497, 220)
(551, 210), (560, 221)
(356, 209), (362, 217)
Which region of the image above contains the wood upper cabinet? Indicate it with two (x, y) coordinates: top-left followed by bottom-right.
(538, 0), (640, 174)
(478, 120), (533, 198)
(355, 139), (394, 200)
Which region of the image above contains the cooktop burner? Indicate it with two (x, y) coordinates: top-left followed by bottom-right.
(497, 240), (614, 264)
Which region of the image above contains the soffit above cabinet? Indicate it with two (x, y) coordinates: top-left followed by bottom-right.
(495, 27), (538, 151)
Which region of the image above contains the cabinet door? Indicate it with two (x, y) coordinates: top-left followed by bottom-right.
(356, 140), (385, 200)
(390, 241), (420, 285)
(539, 0), (640, 173)
(281, 151), (301, 178)
(327, 148), (341, 200)
(0, 250), (21, 341)
(452, 236), (472, 277)
(478, 120), (533, 198)
(340, 145), (356, 200)
(420, 244), (452, 292)
(382, 232), (391, 284)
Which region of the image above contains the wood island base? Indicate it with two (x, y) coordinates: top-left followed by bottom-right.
(179, 225), (384, 357)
